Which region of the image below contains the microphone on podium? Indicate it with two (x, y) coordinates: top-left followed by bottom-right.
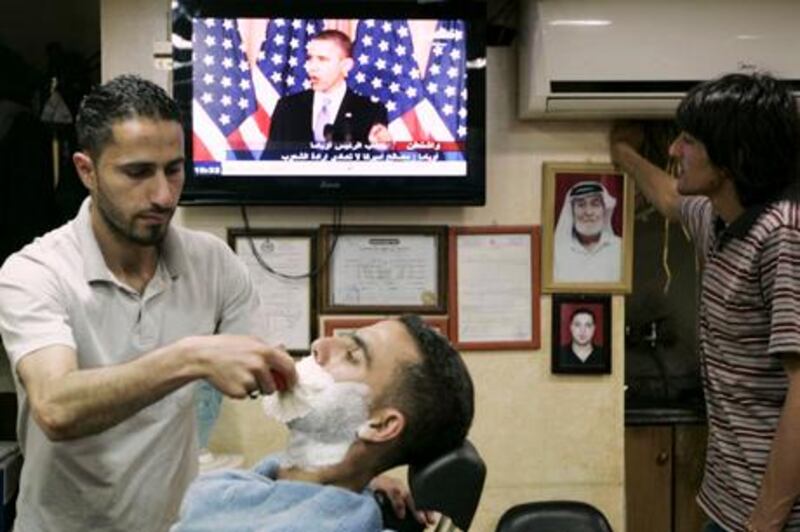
(343, 112), (353, 143)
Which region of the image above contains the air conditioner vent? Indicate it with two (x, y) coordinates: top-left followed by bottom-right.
(519, 0), (800, 119)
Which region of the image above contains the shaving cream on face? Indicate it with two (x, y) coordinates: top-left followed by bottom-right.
(262, 356), (372, 469)
(261, 356), (335, 423)
(281, 381), (370, 468)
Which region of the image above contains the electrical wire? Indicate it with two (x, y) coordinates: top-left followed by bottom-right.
(661, 158), (677, 294)
(239, 204), (343, 280)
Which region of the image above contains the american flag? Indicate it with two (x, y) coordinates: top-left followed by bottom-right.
(349, 19), (467, 148)
(192, 18), (261, 161)
(255, 18), (324, 98)
(194, 17), (324, 160)
(250, 18), (325, 149)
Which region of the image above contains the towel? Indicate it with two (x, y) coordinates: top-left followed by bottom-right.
(261, 356), (334, 423)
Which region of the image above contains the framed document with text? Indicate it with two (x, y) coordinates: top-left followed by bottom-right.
(319, 225), (448, 314)
(321, 316), (450, 339)
(449, 226), (541, 350)
(228, 228), (317, 355)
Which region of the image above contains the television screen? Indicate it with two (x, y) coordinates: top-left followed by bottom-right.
(172, 1), (486, 205)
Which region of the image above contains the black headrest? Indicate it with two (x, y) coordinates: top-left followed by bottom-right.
(379, 439), (486, 532)
(409, 439), (486, 530)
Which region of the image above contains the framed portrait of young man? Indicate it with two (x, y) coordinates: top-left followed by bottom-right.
(541, 162), (634, 294)
(551, 295), (612, 375)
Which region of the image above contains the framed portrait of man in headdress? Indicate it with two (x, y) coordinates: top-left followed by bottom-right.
(541, 162), (634, 293)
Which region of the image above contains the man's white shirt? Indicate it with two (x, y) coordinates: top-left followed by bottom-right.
(553, 230), (622, 283)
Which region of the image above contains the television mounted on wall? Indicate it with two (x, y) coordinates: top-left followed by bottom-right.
(171, 0), (487, 206)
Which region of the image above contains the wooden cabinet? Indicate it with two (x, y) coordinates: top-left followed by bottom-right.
(625, 424), (707, 532)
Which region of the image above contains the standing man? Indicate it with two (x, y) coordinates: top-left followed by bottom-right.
(611, 72), (800, 532)
(553, 181), (623, 283)
(0, 75), (297, 532)
(264, 29), (391, 152)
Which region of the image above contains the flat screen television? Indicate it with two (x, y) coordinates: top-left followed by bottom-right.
(171, 0), (486, 206)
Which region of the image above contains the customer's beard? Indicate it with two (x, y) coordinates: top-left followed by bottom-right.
(281, 380), (371, 469)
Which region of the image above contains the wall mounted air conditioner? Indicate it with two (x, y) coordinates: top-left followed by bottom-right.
(519, 0), (800, 119)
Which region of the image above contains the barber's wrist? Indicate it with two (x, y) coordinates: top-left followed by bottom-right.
(173, 336), (208, 380)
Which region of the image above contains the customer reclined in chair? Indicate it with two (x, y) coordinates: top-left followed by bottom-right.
(171, 316), (475, 532)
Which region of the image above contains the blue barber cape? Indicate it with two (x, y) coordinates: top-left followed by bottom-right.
(171, 455), (383, 532)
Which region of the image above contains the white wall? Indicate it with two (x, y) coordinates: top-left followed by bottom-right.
(100, 1), (625, 529)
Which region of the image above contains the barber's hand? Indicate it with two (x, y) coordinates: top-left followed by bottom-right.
(609, 121), (645, 162)
(368, 123), (392, 145)
(370, 475), (437, 526)
(185, 335), (297, 399)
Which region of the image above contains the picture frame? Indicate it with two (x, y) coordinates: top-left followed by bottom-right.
(541, 162), (635, 294)
(448, 226), (541, 350)
(551, 294), (612, 375)
(321, 316), (450, 339)
(319, 225), (448, 314)
(228, 228), (317, 355)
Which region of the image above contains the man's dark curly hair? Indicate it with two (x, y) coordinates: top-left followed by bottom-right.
(75, 74), (181, 159)
(380, 315), (475, 468)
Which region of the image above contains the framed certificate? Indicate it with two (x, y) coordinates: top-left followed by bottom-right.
(228, 228), (317, 355)
(319, 225), (448, 314)
(321, 316), (450, 339)
(449, 226), (541, 350)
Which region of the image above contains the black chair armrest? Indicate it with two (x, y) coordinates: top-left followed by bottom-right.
(376, 439), (486, 531)
(377, 491), (425, 532)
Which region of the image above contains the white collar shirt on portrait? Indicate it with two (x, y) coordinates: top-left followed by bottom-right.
(554, 229), (622, 283)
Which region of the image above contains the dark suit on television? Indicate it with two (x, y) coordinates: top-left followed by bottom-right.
(264, 88), (388, 154)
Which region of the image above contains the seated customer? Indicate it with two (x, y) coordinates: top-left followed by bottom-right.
(172, 315), (474, 532)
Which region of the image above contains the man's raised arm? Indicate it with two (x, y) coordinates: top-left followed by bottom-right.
(610, 122), (681, 222)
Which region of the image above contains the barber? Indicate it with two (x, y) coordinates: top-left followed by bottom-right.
(0, 74), (297, 532)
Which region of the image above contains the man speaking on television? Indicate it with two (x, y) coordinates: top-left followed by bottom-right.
(263, 29), (392, 153)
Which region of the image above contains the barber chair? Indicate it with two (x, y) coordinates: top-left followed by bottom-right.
(495, 501), (613, 532)
(378, 439), (486, 532)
